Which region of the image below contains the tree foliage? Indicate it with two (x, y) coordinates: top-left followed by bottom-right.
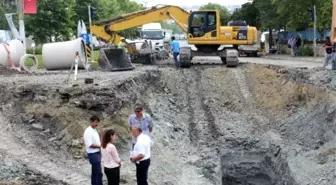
(0, 1), (17, 30)
(230, 3), (260, 28)
(24, 0), (76, 43)
(199, 3), (231, 25)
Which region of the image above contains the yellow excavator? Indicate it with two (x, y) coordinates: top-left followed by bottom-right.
(91, 5), (258, 70)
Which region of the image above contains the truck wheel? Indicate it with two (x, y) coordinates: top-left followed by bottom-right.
(180, 47), (192, 68)
(221, 57), (227, 65)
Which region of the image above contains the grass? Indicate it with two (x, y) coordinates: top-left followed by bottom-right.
(24, 50), (101, 69)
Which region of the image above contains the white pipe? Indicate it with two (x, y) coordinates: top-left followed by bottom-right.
(19, 54), (39, 73)
(42, 38), (88, 70)
(0, 39), (24, 67)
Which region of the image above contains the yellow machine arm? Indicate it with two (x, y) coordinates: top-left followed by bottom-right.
(91, 5), (190, 46)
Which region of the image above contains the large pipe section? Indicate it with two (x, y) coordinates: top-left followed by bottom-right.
(0, 39), (25, 67)
(42, 38), (88, 70)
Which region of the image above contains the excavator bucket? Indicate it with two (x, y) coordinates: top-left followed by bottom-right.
(98, 47), (135, 71)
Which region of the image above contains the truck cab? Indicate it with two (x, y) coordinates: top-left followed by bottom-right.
(140, 23), (165, 51)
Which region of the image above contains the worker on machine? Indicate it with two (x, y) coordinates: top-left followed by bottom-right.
(118, 37), (131, 62)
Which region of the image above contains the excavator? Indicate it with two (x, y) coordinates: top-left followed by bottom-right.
(90, 5), (258, 71)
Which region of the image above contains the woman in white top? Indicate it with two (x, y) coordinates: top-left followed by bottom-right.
(101, 129), (121, 185)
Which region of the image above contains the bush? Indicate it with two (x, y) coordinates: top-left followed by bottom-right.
(26, 47), (42, 55)
(300, 45), (314, 56)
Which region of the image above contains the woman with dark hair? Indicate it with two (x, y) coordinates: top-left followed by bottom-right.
(101, 129), (121, 185)
(323, 36), (333, 68)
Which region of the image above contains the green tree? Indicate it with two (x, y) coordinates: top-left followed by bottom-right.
(273, 0), (331, 36)
(253, 0), (283, 49)
(0, 1), (17, 30)
(199, 3), (231, 25)
(24, 0), (76, 44)
(96, 0), (145, 38)
(230, 3), (261, 28)
(317, 0), (332, 37)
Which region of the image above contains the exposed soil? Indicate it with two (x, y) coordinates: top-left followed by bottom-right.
(0, 62), (335, 185)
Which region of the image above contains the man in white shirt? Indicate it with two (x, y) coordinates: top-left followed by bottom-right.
(83, 115), (103, 185)
(130, 127), (151, 185)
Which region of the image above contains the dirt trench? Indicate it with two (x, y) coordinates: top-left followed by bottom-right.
(0, 63), (335, 185)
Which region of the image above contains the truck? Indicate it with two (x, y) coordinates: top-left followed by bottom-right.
(140, 23), (166, 52)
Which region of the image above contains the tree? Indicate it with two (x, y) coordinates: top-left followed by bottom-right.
(96, 0), (145, 39)
(161, 21), (183, 34)
(273, 0), (332, 37)
(230, 3), (261, 28)
(317, 0), (332, 37)
(253, 0), (283, 49)
(0, 2), (17, 30)
(199, 3), (231, 25)
(24, 0), (76, 44)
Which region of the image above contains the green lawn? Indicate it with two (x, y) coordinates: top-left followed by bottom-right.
(25, 50), (100, 69)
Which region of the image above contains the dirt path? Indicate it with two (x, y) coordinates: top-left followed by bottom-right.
(0, 113), (90, 185)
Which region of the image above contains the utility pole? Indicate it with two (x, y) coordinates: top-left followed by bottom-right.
(17, 0), (26, 54)
(313, 0), (317, 58)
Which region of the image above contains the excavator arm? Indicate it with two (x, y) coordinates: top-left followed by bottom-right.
(91, 5), (190, 46)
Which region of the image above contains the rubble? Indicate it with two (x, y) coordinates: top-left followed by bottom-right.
(0, 62), (335, 185)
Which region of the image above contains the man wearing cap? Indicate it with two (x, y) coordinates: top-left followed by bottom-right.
(128, 104), (153, 149)
(118, 37), (132, 62)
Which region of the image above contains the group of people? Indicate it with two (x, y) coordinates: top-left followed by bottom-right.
(288, 35), (302, 57)
(83, 104), (153, 185)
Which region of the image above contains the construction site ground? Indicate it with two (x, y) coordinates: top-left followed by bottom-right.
(0, 55), (335, 185)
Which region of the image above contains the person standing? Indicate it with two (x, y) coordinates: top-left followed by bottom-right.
(288, 36), (296, 57)
(295, 35), (302, 56)
(128, 104), (153, 149)
(323, 36), (333, 68)
(83, 115), (103, 185)
(101, 129), (121, 185)
(171, 36), (180, 67)
(130, 127), (151, 185)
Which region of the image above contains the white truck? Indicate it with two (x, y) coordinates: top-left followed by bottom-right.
(140, 23), (166, 52)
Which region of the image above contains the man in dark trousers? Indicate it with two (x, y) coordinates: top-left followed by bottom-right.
(171, 36), (180, 67)
(295, 35), (302, 56)
(130, 127), (151, 185)
(83, 115), (103, 185)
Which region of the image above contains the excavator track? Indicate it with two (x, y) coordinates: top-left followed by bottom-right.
(179, 46), (192, 68)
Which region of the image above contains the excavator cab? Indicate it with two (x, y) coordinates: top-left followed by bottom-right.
(188, 11), (219, 42)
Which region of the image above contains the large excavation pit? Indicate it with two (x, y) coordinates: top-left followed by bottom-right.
(0, 63), (335, 185)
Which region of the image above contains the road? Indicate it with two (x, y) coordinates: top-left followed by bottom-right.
(177, 40), (328, 69)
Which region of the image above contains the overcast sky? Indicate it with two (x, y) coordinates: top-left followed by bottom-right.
(135, 0), (250, 7)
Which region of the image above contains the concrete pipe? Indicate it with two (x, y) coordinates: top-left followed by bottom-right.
(42, 38), (87, 70)
(20, 54), (39, 73)
(0, 39), (24, 67)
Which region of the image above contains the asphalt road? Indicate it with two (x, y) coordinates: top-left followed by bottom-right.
(177, 40), (327, 69)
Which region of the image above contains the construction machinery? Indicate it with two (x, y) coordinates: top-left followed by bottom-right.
(90, 5), (258, 70)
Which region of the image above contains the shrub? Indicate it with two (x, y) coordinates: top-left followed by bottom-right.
(26, 47), (42, 55)
(300, 45), (314, 56)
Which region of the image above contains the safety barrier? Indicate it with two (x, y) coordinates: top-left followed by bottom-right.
(85, 44), (91, 58)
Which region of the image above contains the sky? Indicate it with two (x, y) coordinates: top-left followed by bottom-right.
(135, 0), (250, 7)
